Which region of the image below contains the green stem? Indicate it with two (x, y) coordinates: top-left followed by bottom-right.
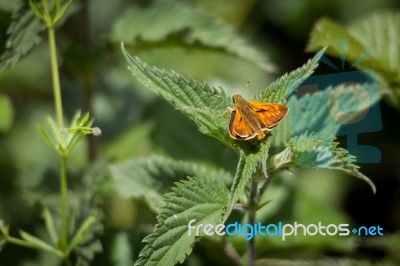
(47, 26), (64, 132)
(47, 21), (68, 254)
(60, 155), (68, 249)
(247, 179), (257, 266)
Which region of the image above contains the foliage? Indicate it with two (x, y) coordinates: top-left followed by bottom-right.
(0, 1), (45, 73)
(109, 155), (232, 212)
(307, 11), (400, 109)
(134, 177), (229, 266)
(0, 1), (396, 266)
(111, 0), (275, 72)
(121, 45), (376, 265)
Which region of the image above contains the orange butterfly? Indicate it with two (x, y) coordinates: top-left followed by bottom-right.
(228, 95), (289, 140)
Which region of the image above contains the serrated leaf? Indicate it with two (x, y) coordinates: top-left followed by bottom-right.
(110, 155), (232, 212)
(122, 44), (234, 146)
(0, 1), (46, 73)
(224, 137), (272, 221)
(111, 0), (274, 72)
(0, 93), (13, 132)
(256, 49), (325, 103)
(134, 177), (229, 266)
(307, 13), (400, 108)
(270, 133), (376, 193)
(272, 82), (379, 149)
(19, 230), (62, 257)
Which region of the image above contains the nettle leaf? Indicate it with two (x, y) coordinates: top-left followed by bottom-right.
(224, 137), (272, 220)
(270, 133), (376, 193)
(256, 49), (325, 103)
(122, 47), (327, 221)
(307, 13), (400, 107)
(112, 0), (274, 72)
(109, 155), (232, 212)
(223, 50), (325, 218)
(134, 177), (228, 266)
(272, 83), (378, 148)
(0, 1), (45, 73)
(122, 44), (234, 146)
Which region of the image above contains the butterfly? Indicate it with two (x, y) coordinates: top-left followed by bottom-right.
(228, 95), (289, 140)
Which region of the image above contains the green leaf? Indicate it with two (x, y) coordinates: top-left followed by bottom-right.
(105, 122), (154, 160)
(80, 112), (90, 126)
(122, 44), (233, 146)
(224, 137), (272, 221)
(307, 13), (400, 108)
(53, 0), (73, 25)
(19, 230), (61, 257)
(134, 177), (228, 266)
(42, 208), (59, 245)
(110, 155), (232, 212)
(29, 0), (44, 20)
(46, 115), (61, 144)
(36, 123), (55, 147)
(256, 49), (325, 103)
(0, 1), (46, 73)
(0, 94), (13, 132)
(67, 215), (97, 255)
(111, 0), (274, 72)
(270, 133), (376, 193)
(272, 83), (378, 148)
(111, 232), (132, 266)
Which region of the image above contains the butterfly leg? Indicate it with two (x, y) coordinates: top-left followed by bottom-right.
(256, 132), (265, 140)
(215, 107), (233, 117)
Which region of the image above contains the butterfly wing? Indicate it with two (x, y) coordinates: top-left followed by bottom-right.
(228, 110), (256, 140)
(248, 101), (289, 129)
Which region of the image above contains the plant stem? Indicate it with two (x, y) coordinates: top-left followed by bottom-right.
(47, 26), (64, 132)
(224, 237), (242, 266)
(247, 178), (258, 266)
(60, 155), (68, 248)
(48, 22), (69, 253)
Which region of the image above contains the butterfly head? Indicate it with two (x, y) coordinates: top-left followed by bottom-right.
(232, 94), (243, 104)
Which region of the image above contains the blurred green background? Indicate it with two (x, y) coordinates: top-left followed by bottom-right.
(0, 0), (400, 265)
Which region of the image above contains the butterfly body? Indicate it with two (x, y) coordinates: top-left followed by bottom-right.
(228, 95), (288, 140)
